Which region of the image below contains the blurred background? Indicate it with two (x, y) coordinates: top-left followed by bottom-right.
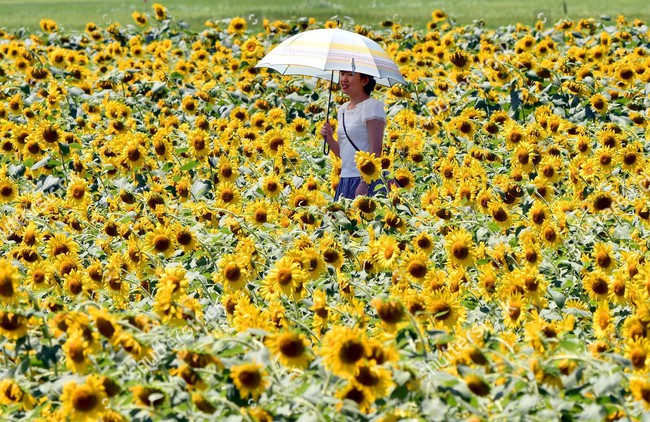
(1, 0), (649, 32)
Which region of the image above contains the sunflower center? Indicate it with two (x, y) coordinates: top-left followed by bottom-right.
(71, 185), (85, 199)
(269, 138), (284, 151)
(339, 339), (365, 364)
(254, 209), (267, 223)
(220, 190), (234, 203)
(623, 153), (637, 166)
(377, 302), (404, 324)
(72, 388), (99, 412)
(596, 253), (611, 268)
(508, 305), (521, 320)
(452, 242), (469, 260)
(355, 366), (379, 386)
(277, 269), (292, 286)
(0, 275), (15, 298)
(193, 138), (206, 151)
(526, 250), (538, 264)
(591, 277), (609, 295)
(524, 276), (538, 292)
(417, 238), (431, 250)
(153, 235), (171, 253)
(492, 207), (508, 222)
(0, 312), (22, 331)
(532, 209), (545, 224)
(127, 148), (141, 162)
(323, 249), (339, 264)
(430, 301), (451, 321)
(97, 317), (116, 338)
(278, 336), (304, 357)
(408, 261), (427, 278)
(544, 227), (557, 242)
(224, 264), (241, 282)
(0, 184), (13, 198)
(360, 161), (377, 175)
(177, 231), (192, 246)
(238, 369), (261, 388)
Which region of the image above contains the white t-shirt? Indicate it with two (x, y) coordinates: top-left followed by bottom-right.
(336, 97), (386, 178)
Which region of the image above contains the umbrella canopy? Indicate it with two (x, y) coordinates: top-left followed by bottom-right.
(255, 28), (406, 87)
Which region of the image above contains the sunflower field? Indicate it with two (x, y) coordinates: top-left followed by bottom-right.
(1, 3), (650, 421)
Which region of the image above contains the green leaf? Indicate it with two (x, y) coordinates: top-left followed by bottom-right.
(180, 160), (199, 172)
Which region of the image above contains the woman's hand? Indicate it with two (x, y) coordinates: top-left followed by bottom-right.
(355, 181), (369, 197)
(320, 122), (333, 141)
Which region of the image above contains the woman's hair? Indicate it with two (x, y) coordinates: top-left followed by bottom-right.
(361, 73), (377, 95)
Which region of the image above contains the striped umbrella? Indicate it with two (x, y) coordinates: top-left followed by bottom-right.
(255, 28), (406, 87)
(255, 28), (406, 153)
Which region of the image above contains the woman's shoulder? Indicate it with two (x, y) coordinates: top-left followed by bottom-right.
(361, 97), (386, 111)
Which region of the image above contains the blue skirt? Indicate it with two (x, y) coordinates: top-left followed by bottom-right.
(334, 177), (387, 200)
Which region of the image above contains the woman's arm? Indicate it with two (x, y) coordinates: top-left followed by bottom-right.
(320, 122), (340, 158)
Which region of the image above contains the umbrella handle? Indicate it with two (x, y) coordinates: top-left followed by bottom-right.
(323, 70), (334, 156)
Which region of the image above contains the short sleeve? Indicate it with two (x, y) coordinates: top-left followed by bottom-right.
(361, 99), (386, 123)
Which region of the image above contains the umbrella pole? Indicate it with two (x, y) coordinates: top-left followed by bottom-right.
(323, 70), (334, 155)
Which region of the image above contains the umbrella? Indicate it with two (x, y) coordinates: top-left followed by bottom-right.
(254, 28), (407, 152)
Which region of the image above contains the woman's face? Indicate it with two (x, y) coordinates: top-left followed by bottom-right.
(339, 71), (367, 96)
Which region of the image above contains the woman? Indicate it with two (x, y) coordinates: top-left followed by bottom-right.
(320, 71), (387, 200)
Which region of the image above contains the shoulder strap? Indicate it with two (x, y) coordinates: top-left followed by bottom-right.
(341, 112), (361, 152)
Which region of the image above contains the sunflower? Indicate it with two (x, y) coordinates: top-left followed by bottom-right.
(63, 329), (93, 373)
(131, 11), (148, 26)
(263, 256), (306, 298)
(445, 227), (475, 267)
(625, 337), (650, 372)
(412, 231), (435, 255)
(488, 202), (512, 229)
(174, 225), (197, 253)
(593, 302), (614, 339)
(371, 297), (405, 332)
(0, 378), (34, 410)
(320, 234), (344, 269)
(630, 376), (650, 409)
(370, 234), (401, 271)
(0, 310), (28, 340)
(63, 269), (90, 297)
(245, 198), (277, 226)
(187, 130), (211, 159)
(320, 325), (368, 377)
(88, 307), (120, 342)
(214, 254), (250, 291)
(591, 242), (616, 272)
(230, 362), (268, 401)
(262, 128), (288, 157)
(228, 16), (248, 35)
(66, 176), (90, 208)
(60, 375), (107, 421)
(447, 50), (472, 71)
(145, 224), (176, 257)
(393, 168), (414, 190)
(427, 289), (465, 331)
(354, 151), (382, 184)
(336, 382), (374, 413)
(131, 385), (166, 407)
(0, 259), (20, 305)
(261, 174), (282, 198)
(400, 250), (430, 283)
(589, 93), (608, 114)
(464, 373), (491, 397)
(46, 232), (79, 258)
(215, 181), (241, 209)
(0, 177), (16, 203)
(582, 270), (610, 302)
(587, 189), (615, 214)
(265, 331), (311, 369)
(152, 3), (167, 20)
(502, 294), (525, 329)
